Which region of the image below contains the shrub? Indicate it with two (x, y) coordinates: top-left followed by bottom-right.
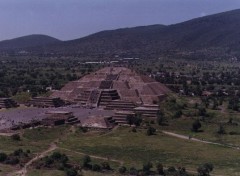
(173, 110), (182, 118)
(167, 166), (176, 172)
(119, 166), (127, 174)
(65, 168), (78, 176)
(5, 156), (19, 165)
(44, 156), (54, 166)
(217, 124), (226, 135)
(79, 127), (88, 133)
(129, 167), (138, 175)
(82, 155), (91, 168)
(132, 127), (137, 132)
(13, 149), (23, 156)
(0, 153), (7, 162)
(126, 114), (142, 126)
(11, 134), (20, 141)
(92, 164), (101, 172)
(146, 127), (156, 136)
(191, 120), (201, 132)
(197, 163), (214, 176)
(143, 162), (153, 174)
(156, 163), (164, 175)
(101, 162), (111, 170)
(157, 111), (165, 125)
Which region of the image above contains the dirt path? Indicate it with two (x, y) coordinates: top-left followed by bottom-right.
(59, 147), (124, 165)
(0, 133), (14, 137)
(162, 130), (240, 150)
(8, 143), (57, 176)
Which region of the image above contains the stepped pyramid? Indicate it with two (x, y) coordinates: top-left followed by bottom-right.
(51, 67), (170, 108)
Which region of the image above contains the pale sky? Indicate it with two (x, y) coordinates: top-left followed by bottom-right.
(0, 0), (239, 41)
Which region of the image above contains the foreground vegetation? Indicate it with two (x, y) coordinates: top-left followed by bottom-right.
(0, 121), (239, 175)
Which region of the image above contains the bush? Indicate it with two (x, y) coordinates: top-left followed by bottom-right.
(143, 162), (153, 174)
(119, 166), (127, 174)
(101, 162), (111, 170)
(131, 127), (137, 132)
(129, 167), (138, 175)
(13, 149), (23, 156)
(11, 134), (20, 141)
(44, 156), (54, 166)
(156, 163), (164, 175)
(79, 127), (88, 133)
(197, 163), (214, 176)
(146, 127), (156, 136)
(217, 124), (226, 135)
(0, 153), (7, 162)
(198, 107), (207, 116)
(50, 152), (68, 165)
(82, 155), (91, 168)
(167, 166), (176, 172)
(173, 110), (182, 118)
(229, 131), (240, 135)
(65, 168), (78, 176)
(92, 164), (101, 172)
(191, 120), (201, 132)
(126, 114), (142, 126)
(5, 156), (19, 165)
(157, 111), (165, 125)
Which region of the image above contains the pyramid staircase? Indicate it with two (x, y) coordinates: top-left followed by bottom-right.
(134, 104), (160, 118)
(112, 111), (135, 126)
(98, 89), (120, 106)
(27, 97), (65, 108)
(104, 100), (136, 111)
(0, 98), (18, 109)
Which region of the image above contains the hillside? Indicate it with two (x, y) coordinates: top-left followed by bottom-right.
(1, 9), (240, 58)
(0, 34), (61, 51)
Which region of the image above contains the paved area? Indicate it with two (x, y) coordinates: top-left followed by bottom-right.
(0, 106), (115, 130)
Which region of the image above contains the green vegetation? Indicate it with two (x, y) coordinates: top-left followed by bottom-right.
(0, 57), (101, 98)
(56, 126), (240, 175)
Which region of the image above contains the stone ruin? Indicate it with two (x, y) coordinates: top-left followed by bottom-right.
(51, 67), (170, 126)
(51, 67), (169, 107)
(0, 98), (19, 109)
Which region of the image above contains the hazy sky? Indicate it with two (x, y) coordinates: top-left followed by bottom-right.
(0, 0), (240, 41)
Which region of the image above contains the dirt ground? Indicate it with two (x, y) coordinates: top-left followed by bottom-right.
(0, 105), (115, 130)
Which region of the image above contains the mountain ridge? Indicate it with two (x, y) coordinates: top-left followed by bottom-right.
(1, 9), (240, 58)
(0, 34), (61, 50)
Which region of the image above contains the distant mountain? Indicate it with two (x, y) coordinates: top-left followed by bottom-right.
(0, 34), (61, 51)
(1, 9), (240, 58)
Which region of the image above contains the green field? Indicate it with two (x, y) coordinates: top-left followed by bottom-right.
(0, 113), (240, 175)
(57, 127), (240, 176)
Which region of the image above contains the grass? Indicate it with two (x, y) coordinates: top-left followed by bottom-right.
(1, 105), (240, 176)
(58, 127), (240, 176)
(28, 169), (65, 176)
(0, 164), (17, 176)
(0, 125), (68, 154)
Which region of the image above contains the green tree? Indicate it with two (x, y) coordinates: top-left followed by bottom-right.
(191, 120), (202, 132)
(11, 134), (20, 141)
(92, 164), (101, 172)
(82, 155), (91, 168)
(142, 162), (153, 174)
(65, 168), (78, 176)
(156, 163), (164, 175)
(101, 162), (111, 170)
(147, 127), (156, 136)
(197, 163), (214, 176)
(157, 111), (166, 125)
(119, 166), (127, 174)
(0, 153), (7, 162)
(217, 124), (226, 135)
